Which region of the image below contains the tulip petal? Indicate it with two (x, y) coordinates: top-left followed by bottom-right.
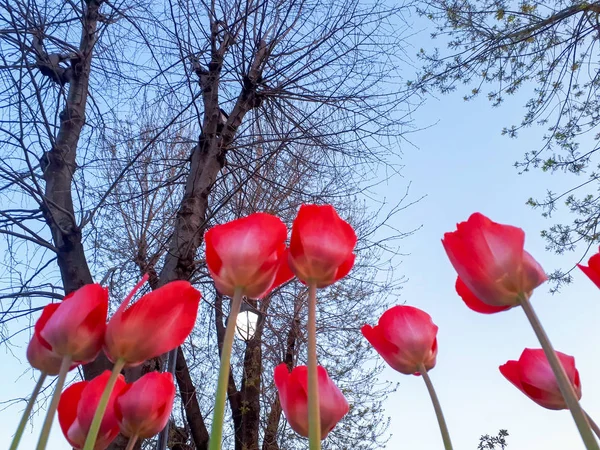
(317, 366), (349, 438)
(58, 381), (88, 448)
(263, 249), (295, 296)
(361, 324), (399, 361)
(578, 263), (600, 289)
(499, 360), (525, 393)
(27, 332), (66, 375)
(34, 303), (60, 350)
(578, 248), (600, 288)
(521, 251), (548, 293)
(105, 281), (201, 366)
(78, 371), (126, 434)
(455, 277), (513, 314)
(332, 254), (356, 284)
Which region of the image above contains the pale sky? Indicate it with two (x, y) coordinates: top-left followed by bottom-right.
(2, 12), (600, 450)
(378, 89), (600, 449)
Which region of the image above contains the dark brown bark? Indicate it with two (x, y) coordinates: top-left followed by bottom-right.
(262, 295), (302, 450)
(236, 300), (264, 450)
(175, 349), (210, 450)
(37, 0), (113, 383)
(154, 34), (271, 449)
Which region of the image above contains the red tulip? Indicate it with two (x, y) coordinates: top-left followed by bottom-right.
(104, 280), (201, 367)
(499, 348), (581, 410)
(288, 204), (357, 288)
(578, 247), (600, 289)
(442, 213), (547, 309)
(205, 213), (293, 298)
(361, 305), (438, 375)
(58, 371), (126, 449)
(274, 364), (348, 439)
(115, 372), (175, 439)
(37, 284), (108, 363)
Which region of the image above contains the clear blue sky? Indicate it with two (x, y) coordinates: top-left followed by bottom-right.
(377, 89), (600, 449)
(2, 20), (600, 450)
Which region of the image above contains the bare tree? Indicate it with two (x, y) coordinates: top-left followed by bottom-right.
(0, 0), (416, 448)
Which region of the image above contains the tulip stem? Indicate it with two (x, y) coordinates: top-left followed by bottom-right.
(125, 435), (138, 450)
(518, 294), (599, 450)
(419, 365), (453, 450)
(36, 357), (71, 450)
(82, 358), (126, 450)
(584, 411), (600, 441)
(307, 283), (321, 450)
(10, 372), (47, 450)
(209, 287), (244, 450)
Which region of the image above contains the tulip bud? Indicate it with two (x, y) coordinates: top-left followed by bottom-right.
(361, 305), (438, 375)
(37, 284), (108, 363)
(58, 371), (125, 449)
(442, 213), (546, 310)
(500, 348), (581, 410)
(104, 280), (201, 367)
(288, 204), (357, 288)
(205, 212), (293, 299)
(274, 364), (348, 439)
(115, 372), (175, 439)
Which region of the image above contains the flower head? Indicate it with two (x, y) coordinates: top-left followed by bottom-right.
(288, 204), (357, 288)
(205, 213), (293, 298)
(274, 364), (348, 439)
(37, 284), (108, 363)
(58, 371), (126, 449)
(362, 305), (438, 375)
(115, 372), (175, 439)
(442, 213), (546, 310)
(500, 348), (581, 410)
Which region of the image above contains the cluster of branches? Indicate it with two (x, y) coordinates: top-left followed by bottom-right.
(0, 0), (417, 449)
(415, 0), (600, 290)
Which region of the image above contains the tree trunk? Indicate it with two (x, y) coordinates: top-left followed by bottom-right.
(262, 294), (302, 450)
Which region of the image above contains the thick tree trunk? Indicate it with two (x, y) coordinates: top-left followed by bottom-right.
(175, 349), (210, 449)
(38, 0), (113, 381)
(153, 37), (269, 449)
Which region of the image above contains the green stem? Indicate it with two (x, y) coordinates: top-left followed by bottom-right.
(584, 410), (600, 441)
(36, 357), (71, 450)
(518, 294), (599, 450)
(125, 435), (138, 450)
(209, 287), (244, 450)
(82, 359), (126, 450)
(10, 372), (47, 450)
(307, 283), (321, 450)
(419, 365), (453, 450)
